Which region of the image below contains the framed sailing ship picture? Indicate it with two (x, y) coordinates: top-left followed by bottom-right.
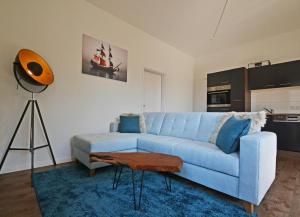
(82, 34), (128, 82)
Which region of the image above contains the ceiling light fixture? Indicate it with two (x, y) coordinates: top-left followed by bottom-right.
(211, 0), (229, 40)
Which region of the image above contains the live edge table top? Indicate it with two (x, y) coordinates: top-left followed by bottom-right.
(90, 152), (183, 173)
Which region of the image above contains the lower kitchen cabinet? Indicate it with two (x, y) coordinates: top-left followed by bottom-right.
(262, 118), (300, 152)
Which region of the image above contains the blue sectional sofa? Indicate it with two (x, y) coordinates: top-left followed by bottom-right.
(71, 112), (277, 210)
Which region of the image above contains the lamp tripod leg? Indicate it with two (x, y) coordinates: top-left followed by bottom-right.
(0, 99), (56, 186)
(34, 101), (56, 165)
(0, 100), (31, 172)
(30, 100), (35, 186)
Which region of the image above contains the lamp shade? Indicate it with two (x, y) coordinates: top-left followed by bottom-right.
(14, 49), (54, 93)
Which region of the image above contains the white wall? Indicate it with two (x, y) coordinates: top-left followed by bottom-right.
(194, 28), (300, 111)
(0, 0), (194, 173)
(251, 86), (300, 113)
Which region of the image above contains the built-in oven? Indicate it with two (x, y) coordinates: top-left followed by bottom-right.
(207, 85), (231, 108)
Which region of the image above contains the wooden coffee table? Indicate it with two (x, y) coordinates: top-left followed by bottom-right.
(90, 152), (183, 210)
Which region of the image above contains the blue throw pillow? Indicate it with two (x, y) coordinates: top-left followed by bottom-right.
(216, 116), (251, 154)
(119, 115), (141, 133)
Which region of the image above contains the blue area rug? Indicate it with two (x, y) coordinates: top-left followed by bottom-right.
(33, 165), (256, 217)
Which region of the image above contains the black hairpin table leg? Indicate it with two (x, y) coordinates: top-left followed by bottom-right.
(112, 166), (123, 190)
(164, 174), (172, 192)
(131, 169), (145, 210)
(110, 167), (174, 210)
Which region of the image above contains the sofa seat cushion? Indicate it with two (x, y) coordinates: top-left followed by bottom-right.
(137, 134), (190, 154)
(72, 133), (140, 153)
(173, 140), (239, 177)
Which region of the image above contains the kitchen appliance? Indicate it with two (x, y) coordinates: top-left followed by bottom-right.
(272, 114), (300, 122)
(207, 84), (231, 108)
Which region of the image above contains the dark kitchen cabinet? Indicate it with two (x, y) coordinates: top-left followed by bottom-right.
(263, 118), (300, 152)
(207, 67), (250, 112)
(248, 65), (278, 89)
(231, 100), (245, 112)
(281, 60), (300, 86)
(207, 107), (231, 112)
(274, 122), (300, 152)
(207, 70), (231, 87)
(231, 68), (250, 112)
(248, 60), (300, 90)
(231, 70), (244, 100)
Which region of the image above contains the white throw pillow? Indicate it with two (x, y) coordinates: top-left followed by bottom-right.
(234, 111), (266, 134)
(209, 112), (235, 144)
(139, 114), (147, 133)
(209, 111), (267, 144)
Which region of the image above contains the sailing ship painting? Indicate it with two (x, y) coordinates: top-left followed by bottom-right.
(82, 34), (128, 82)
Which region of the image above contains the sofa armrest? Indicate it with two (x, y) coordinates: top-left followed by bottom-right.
(239, 131), (277, 205)
(109, 121), (119, 132)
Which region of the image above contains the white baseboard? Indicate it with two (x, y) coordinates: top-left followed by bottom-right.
(0, 156), (73, 174)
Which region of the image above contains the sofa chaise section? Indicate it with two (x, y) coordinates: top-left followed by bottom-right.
(71, 132), (140, 174)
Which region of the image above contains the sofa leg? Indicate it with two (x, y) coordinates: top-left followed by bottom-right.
(89, 169), (96, 177)
(243, 201), (254, 214)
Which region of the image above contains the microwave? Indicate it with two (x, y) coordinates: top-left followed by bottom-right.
(207, 85), (231, 108)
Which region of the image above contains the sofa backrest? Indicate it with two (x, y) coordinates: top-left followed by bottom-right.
(143, 112), (166, 135)
(195, 112), (224, 142)
(143, 112), (225, 142)
(159, 113), (202, 140)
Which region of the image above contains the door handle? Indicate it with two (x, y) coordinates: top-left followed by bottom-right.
(279, 83), (291, 86)
(264, 84), (276, 87)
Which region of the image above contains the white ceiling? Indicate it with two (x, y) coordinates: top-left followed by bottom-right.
(87, 0), (300, 57)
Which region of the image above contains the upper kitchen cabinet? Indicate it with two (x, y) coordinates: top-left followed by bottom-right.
(231, 68), (250, 112)
(282, 60), (300, 86)
(231, 68), (247, 100)
(207, 70), (231, 87)
(248, 60), (300, 90)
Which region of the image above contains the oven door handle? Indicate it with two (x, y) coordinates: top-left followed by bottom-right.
(207, 104), (231, 108)
(207, 90), (230, 94)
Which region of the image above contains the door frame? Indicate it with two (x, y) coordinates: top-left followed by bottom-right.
(142, 68), (166, 112)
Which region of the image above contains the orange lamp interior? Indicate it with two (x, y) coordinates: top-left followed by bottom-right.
(18, 49), (54, 85)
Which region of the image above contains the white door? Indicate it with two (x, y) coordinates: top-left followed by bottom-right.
(143, 70), (162, 112)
